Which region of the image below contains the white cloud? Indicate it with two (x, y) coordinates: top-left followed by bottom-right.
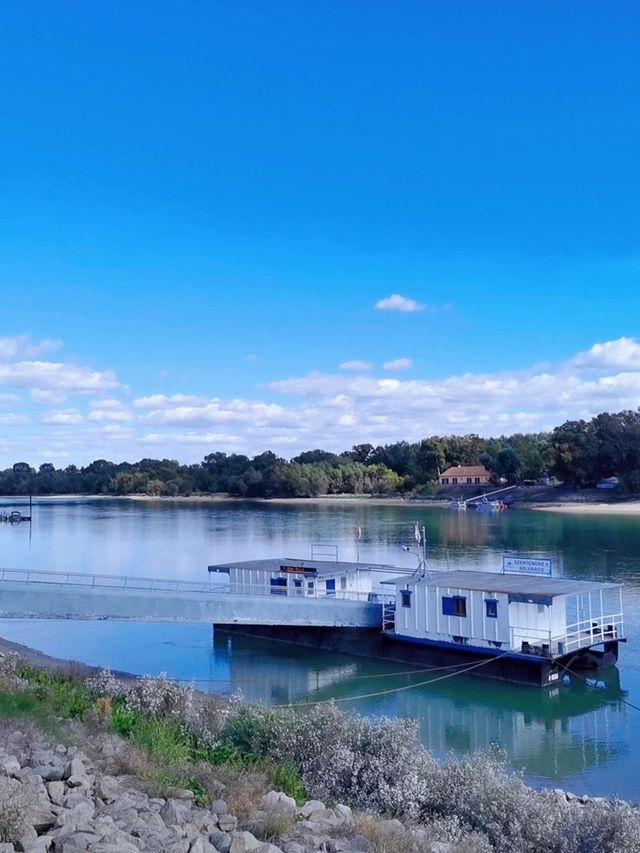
(0, 393), (19, 406)
(375, 293), (425, 313)
(30, 388), (68, 405)
(41, 410), (84, 425)
(383, 358), (413, 371)
(245, 354), (258, 362)
(339, 360), (373, 371)
(87, 400), (132, 422)
(0, 362), (119, 396)
(0, 335), (63, 361)
(133, 394), (206, 409)
(573, 337), (640, 370)
(0, 413), (29, 425)
(2, 334), (640, 466)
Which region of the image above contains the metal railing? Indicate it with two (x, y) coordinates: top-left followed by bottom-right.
(554, 613), (624, 655)
(0, 567), (393, 605)
(510, 612), (624, 656)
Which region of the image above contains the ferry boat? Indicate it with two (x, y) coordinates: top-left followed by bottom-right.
(208, 555), (625, 687)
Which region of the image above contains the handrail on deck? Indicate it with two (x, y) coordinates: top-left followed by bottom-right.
(0, 567), (391, 604)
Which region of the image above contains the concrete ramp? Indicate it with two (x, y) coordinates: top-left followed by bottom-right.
(0, 568), (382, 628)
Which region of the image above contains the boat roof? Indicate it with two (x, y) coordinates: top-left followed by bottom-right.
(385, 569), (621, 597)
(208, 558), (404, 577)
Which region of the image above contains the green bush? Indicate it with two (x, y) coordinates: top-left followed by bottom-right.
(269, 760), (306, 805)
(111, 697), (140, 736)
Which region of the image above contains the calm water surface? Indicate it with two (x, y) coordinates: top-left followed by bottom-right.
(1, 497), (640, 799)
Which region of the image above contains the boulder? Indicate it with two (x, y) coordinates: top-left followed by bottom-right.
(298, 800), (326, 819)
(228, 833), (262, 853)
(209, 829), (231, 853)
(217, 815), (238, 833)
(161, 799), (193, 827)
(260, 792), (296, 816)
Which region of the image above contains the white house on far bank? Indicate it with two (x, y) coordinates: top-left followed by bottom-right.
(439, 465), (491, 487)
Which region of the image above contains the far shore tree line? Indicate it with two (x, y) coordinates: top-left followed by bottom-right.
(1, 409), (640, 499)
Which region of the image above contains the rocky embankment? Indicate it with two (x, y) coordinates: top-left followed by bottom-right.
(0, 726), (419, 853)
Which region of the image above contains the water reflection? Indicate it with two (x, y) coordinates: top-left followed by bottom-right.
(1, 497), (640, 798)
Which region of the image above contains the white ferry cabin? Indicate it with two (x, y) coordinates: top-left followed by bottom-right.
(385, 570), (624, 684)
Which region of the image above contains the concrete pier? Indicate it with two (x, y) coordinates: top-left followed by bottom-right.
(0, 568), (381, 628)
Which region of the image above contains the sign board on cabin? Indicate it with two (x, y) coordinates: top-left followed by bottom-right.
(502, 556), (553, 577)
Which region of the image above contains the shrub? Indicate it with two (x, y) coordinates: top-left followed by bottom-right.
(0, 777), (36, 843)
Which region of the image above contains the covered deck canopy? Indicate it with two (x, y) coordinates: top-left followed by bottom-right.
(384, 569), (621, 597)
(208, 558), (403, 576)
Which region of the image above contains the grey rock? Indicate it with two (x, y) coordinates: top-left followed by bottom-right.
(29, 764), (65, 783)
(256, 845), (284, 853)
(261, 791), (297, 815)
(55, 801), (95, 828)
(57, 833), (102, 852)
(166, 844), (190, 853)
(87, 845), (139, 853)
(1, 756), (21, 776)
(64, 758), (87, 781)
(229, 833), (262, 853)
(29, 805), (57, 832)
(345, 836), (372, 852)
(209, 829), (231, 853)
(282, 845), (305, 853)
(210, 800), (228, 816)
(217, 814), (238, 832)
(15, 826), (38, 852)
(161, 799), (193, 827)
(298, 800), (326, 819)
(333, 804), (352, 823)
(189, 839), (217, 853)
(167, 787), (195, 800)
(47, 781), (65, 806)
(0, 845), (15, 853)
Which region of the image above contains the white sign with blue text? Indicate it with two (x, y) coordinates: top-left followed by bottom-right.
(502, 556), (553, 577)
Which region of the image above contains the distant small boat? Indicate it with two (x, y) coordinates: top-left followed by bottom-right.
(475, 498), (508, 512)
(450, 499), (467, 510)
(0, 510), (31, 523)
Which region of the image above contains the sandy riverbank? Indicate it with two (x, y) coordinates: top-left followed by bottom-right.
(529, 500), (640, 515)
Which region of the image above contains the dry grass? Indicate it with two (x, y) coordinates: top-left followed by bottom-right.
(0, 777), (36, 844)
(215, 766), (271, 820)
(355, 814), (416, 853)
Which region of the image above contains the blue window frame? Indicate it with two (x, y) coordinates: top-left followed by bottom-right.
(442, 595), (467, 617)
(400, 589), (412, 608)
(485, 599), (498, 618)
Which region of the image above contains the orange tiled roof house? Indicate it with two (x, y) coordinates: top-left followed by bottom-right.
(438, 465), (491, 486)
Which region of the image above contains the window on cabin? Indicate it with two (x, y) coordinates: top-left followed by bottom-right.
(485, 599), (498, 618)
(340, 576), (347, 590)
(400, 589), (412, 608)
(442, 595), (467, 617)
(308, 581), (315, 592)
(270, 577), (287, 595)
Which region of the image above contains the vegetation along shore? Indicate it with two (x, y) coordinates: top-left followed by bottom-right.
(1, 409), (640, 501)
(1, 646), (639, 853)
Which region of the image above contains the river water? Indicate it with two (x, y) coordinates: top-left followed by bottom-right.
(1, 497), (640, 800)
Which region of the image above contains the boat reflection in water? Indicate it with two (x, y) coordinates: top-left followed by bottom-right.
(213, 630), (627, 786)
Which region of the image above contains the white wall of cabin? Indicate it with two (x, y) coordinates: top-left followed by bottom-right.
(395, 583), (511, 648)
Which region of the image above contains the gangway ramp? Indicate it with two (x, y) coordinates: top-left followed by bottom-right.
(0, 568), (382, 628)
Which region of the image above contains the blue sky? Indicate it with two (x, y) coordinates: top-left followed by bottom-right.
(1, 1), (639, 465)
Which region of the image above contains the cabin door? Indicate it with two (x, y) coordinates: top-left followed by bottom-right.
(326, 579), (336, 596)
